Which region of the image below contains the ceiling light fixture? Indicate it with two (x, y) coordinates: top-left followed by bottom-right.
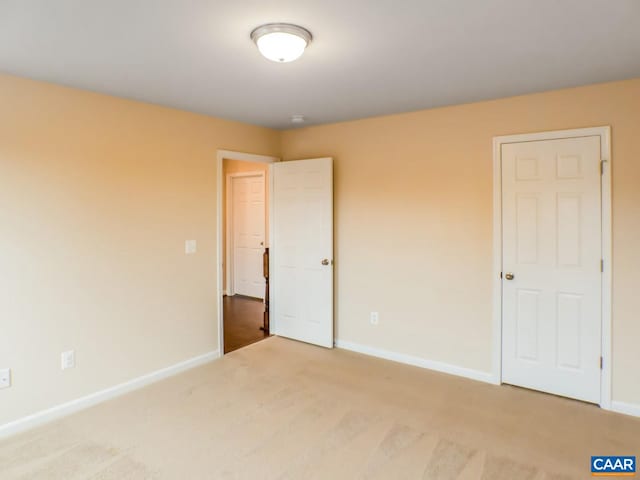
(250, 23), (312, 63)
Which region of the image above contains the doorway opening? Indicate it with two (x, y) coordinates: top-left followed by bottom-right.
(217, 150), (278, 354)
(216, 151), (335, 355)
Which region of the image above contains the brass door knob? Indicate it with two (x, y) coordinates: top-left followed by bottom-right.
(505, 272), (515, 280)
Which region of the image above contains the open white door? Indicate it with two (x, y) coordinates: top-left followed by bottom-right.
(271, 158), (333, 348)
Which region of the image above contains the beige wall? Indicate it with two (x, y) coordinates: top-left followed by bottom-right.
(2, 73), (639, 427)
(222, 158), (270, 293)
(282, 78), (640, 406)
(0, 73), (279, 425)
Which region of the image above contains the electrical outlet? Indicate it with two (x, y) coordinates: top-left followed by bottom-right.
(0, 368), (10, 389)
(61, 350), (75, 370)
(370, 311), (379, 325)
(185, 240), (197, 254)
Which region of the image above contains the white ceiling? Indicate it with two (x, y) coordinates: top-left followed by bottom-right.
(1, 0), (639, 129)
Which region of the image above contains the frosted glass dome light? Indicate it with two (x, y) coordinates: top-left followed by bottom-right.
(251, 24), (312, 63)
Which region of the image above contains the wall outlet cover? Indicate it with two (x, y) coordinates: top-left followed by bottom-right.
(0, 368), (10, 389)
(61, 350), (75, 370)
(185, 240), (197, 254)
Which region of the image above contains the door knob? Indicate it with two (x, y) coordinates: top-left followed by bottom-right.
(321, 259), (330, 266)
(504, 272), (515, 280)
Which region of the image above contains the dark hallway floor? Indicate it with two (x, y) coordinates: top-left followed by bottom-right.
(223, 295), (269, 354)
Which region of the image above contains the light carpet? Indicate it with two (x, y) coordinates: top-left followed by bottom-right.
(1, 336), (638, 479)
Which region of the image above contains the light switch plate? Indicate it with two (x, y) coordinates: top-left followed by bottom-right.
(61, 350), (75, 370)
(185, 240), (197, 254)
(0, 368), (10, 389)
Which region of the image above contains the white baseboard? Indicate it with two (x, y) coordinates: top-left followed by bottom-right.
(335, 339), (495, 385)
(0, 350), (220, 440)
(611, 400), (640, 418)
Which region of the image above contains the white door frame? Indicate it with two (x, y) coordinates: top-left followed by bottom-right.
(226, 170), (266, 297)
(216, 150), (279, 355)
(492, 126), (612, 409)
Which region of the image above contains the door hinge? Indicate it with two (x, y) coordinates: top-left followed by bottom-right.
(600, 160), (605, 175)
(600, 356), (603, 370)
(500, 271), (503, 279)
(601, 259), (604, 272)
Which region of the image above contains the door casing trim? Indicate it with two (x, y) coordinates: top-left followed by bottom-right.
(491, 126), (612, 409)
